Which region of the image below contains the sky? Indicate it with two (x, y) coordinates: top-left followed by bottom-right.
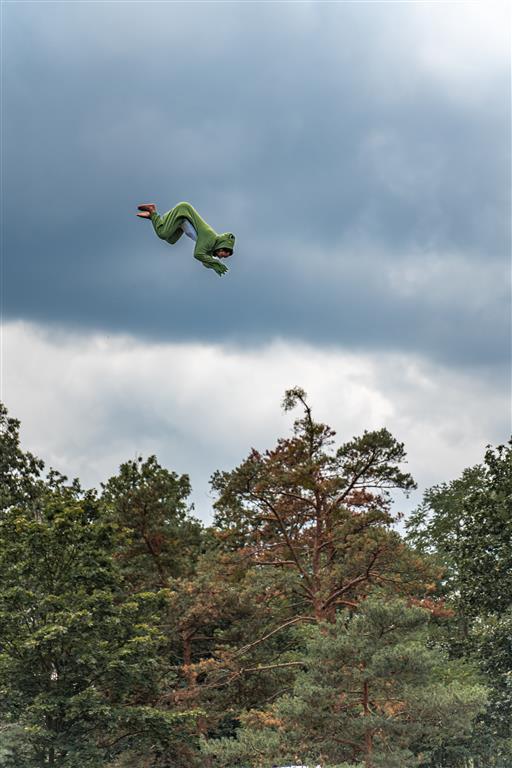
(2, 0), (510, 522)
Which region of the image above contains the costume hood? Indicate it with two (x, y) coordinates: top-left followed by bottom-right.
(214, 232), (236, 253)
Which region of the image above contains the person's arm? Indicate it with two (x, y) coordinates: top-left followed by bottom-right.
(193, 246), (228, 276)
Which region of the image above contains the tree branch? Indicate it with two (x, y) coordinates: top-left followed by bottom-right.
(331, 450), (378, 508)
(233, 615), (316, 659)
(254, 494), (315, 593)
(243, 661), (306, 673)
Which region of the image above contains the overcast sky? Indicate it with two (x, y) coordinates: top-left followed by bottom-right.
(2, 0), (510, 521)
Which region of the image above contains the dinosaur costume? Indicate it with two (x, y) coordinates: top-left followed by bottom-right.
(147, 202), (236, 277)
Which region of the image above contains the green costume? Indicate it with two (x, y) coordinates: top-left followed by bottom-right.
(150, 202), (235, 277)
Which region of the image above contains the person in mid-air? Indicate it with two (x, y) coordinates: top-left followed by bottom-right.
(137, 202), (235, 277)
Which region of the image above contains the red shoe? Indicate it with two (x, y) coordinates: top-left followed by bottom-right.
(137, 203), (156, 213)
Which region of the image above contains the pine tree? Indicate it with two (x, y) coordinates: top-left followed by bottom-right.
(213, 388), (424, 626)
(203, 598), (486, 768)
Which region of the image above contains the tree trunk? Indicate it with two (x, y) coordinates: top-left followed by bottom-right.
(182, 633), (197, 687)
(363, 680), (373, 768)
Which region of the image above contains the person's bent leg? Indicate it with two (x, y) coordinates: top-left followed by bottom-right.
(149, 206), (182, 241)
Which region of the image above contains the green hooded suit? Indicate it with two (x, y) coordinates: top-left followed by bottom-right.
(150, 203), (236, 276)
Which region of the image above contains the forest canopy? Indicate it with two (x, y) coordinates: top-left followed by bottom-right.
(0, 392), (510, 768)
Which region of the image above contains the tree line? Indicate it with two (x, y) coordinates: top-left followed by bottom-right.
(0, 389), (510, 767)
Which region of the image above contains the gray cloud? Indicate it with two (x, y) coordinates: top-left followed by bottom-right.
(3, 2), (510, 367)
(3, 322), (509, 522)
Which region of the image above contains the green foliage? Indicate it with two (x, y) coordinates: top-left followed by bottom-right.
(0, 487), (198, 767)
(0, 402), (45, 514)
(101, 455), (203, 589)
(407, 440), (512, 765)
(453, 442), (512, 618)
(203, 598), (486, 768)
(212, 388), (422, 625)
(1, 398), (509, 767)
(407, 441), (512, 617)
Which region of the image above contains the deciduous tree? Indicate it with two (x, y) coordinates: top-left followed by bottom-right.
(0, 490), (198, 767)
(101, 456), (202, 590)
(407, 441), (512, 766)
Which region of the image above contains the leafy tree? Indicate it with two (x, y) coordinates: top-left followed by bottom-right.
(101, 456), (202, 589)
(0, 490), (198, 767)
(100, 455), (290, 745)
(407, 441), (512, 765)
(203, 598), (486, 768)
(0, 402), (45, 514)
(406, 444), (512, 615)
(448, 442), (512, 618)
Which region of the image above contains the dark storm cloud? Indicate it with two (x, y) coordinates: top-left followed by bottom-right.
(3, 2), (510, 367)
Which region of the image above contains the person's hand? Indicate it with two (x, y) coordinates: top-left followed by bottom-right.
(212, 261), (228, 277)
